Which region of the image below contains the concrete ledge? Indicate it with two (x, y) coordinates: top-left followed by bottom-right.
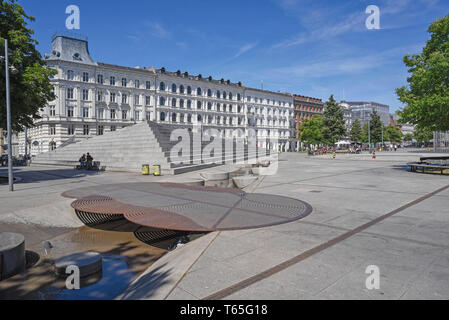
(117, 232), (219, 300)
(0, 233), (25, 281)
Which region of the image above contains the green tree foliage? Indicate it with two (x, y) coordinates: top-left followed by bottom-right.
(384, 125), (403, 143)
(322, 95), (346, 145)
(0, 0), (56, 132)
(396, 14), (449, 132)
(362, 122), (369, 143)
(403, 133), (414, 142)
(369, 109), (383, 144)
(413, 126), (434, 145)
(350, 118), (362, 143)
(299, 115), (324, 146)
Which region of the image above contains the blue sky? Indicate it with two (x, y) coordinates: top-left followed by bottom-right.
(19, 0), (449, 112)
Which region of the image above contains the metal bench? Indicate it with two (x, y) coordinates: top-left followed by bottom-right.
(408, 162), (449, 175)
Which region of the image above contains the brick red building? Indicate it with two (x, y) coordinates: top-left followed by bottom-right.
(293, 94), (325, 139)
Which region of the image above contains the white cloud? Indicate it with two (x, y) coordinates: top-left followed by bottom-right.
(145, 22), (171, 39)
(234, 42), (258, 58)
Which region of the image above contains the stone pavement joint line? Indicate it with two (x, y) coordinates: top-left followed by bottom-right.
(203, 184), (449, 300)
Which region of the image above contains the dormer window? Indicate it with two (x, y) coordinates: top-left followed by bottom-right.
(73, 53), (82, 61)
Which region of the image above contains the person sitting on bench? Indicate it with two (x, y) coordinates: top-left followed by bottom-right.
(79, 154), (86, 169)
(86, 153), (94, 170)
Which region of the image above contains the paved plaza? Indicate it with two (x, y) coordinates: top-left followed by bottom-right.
(1, 151), (449, 300)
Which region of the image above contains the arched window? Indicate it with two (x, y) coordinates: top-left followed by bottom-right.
(67, 70), (74, 80)
(229, 105), (232, 113)
(198, 115), (202, 122)
(187, 114), (192, 123)
(159, 97), (166, 106)
(197, 88), (202, 96)
(217, 103), (221, 112)
(207, 102), (212, 110)
(187, 100), (192, 109)
(207, 89), (212, 97)
(172, 113), (177, 122)
(223, 91), (227, 100)
(216, 91), (221, 99)
(180, 99), (184, 108)
(229, 92), (233, 100)
(172, 84), (177, 93)
(208, 115), (213, 124)
(159, 82), (165, 91)
(197, 101), (202, 109)
(160, 112), (166, 121)
(187, 86), (192, 95)
(172, 98), (177, 107)
(237, 94), (241, 101)
(180, 85), (185, 94)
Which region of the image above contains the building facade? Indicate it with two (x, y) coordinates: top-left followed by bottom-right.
(18, 35), (294, 156)
(293, 94), (325, 149)
(347, 101), (390, 126)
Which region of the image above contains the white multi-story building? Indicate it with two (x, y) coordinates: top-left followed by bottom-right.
(18, 34), (293, 156)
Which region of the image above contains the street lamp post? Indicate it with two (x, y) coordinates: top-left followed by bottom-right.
(4, 39), (14, 191)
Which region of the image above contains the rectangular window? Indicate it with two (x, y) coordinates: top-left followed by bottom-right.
(135, 80), (140, 88)
(83, 72), (89, 82)
(122, 78), (127, 87)
(49, 106), (56, 116)
(68, 124), (75, 135)
(146, 81), (151, 90)
(145, 112), (151, 121)
(67, 106), (74, 117)
(82, 107), (89, 118)
(83, 125), (89, 135)
(134, 95), (140, 105)
(97, 91), (103, 102)
(111, 125), (116, 132)
(110, 109), (116, 119)
(49, 124), (56, 135)
(67, 88), (74, 99)
(82, 89), (89, 101)
(134, 111), (140, 121)
(110, 76), (116, 86)
(97, 125), (104, 136)
(97, 74), (104, 84)
(122, 110), (128, 120)
(122, 94), (128, 104)
(97, 108), (104, 119)
(110, 92), (116, 103)
(145, 96), (151, 106)
(67, 70), (74, 80)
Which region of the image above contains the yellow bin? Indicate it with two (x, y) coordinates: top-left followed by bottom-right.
(142, 164), (150, 175)
(153, 164), (161, 176)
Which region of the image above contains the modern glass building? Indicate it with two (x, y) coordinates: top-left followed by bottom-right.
(347, 102), (390, 126)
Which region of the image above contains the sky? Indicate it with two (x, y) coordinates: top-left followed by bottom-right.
(18, 0), (449, 112)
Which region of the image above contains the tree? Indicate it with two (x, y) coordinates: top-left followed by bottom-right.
(0, 0), (56, 132)
(396, 14), (449, 132)
(350, 118), (362, 143)
(322, 95), (346, 145)
(299, 115), (324, 146)
(384, 125), (402, 143)
(403, 133), (413, 142)
(369, 109), (383, 144)
(360, 122), (369, 143)
(413, 126), (433, 146)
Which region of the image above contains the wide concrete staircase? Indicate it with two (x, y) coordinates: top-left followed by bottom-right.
(32, 122), (270, 174)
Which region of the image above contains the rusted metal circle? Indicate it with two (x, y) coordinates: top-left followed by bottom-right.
(63, 182), (313, 232)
